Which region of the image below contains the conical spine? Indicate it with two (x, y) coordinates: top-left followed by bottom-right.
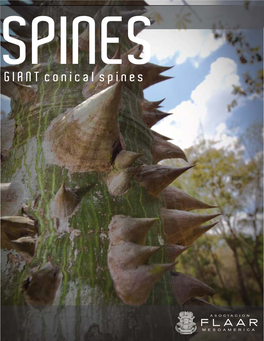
(108, 242), (161, 268)
(82, 49), (120, 99)
(106, 168), (137, 197)
(151, 130), (173, 141)
(21, 262), (62, 306)
(14, 82), (38, 105)
(1, 216), (38, 250)
(107, 215), (175, 305)
(108, 215), (158, 245)
(136, 63), (173, 89)
(183, 297), (216, 307)
(153, 134), (188, 163)
(144, 75), (173, 89)
(166, 244), (189, 261)
(142, 109), (172, 128)
(183, 222), (218, 245)
(136, 165), (194, 197)
(78, 24), (100, 52)
(43, 82), (122, 173)
(140, 98), (165, 112)
(121, 44), (143, 74)
(11, 236), (36, 261)
(171, 271), (215, 305)
(162, 186), (218, 211)
(108, 261), (176, 306)
(114, 150), (143, 169)
(50, 183), (80, 219)
(162, 208), (220, 244)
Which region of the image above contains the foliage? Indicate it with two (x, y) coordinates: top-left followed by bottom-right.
(213, 27), (263, 111)
(167, 125), (263, 306)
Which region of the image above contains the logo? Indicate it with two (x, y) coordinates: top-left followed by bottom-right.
(175, 311), (197, 335)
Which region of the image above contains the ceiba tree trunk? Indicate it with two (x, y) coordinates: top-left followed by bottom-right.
(1, 1), (220, 340)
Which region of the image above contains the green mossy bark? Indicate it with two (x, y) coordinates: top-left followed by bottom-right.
(1, 37), (176, 308)
(1, 6), (182, 340)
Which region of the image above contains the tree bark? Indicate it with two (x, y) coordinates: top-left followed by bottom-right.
(232, 246), (251, 306)
(1, 2), (179, 340)
(1, 2), (220, 340)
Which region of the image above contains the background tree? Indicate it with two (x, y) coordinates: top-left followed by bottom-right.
(167, 124), (263, 306)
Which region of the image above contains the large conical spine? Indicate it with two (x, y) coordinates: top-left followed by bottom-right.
(106, 167), (138, 197)
(171, 271), (215, 305)
(162, 208), (220, 245)
(135, 63), (173, 89)
(82, 49), (120, 99)
(108, 215), (175, 305)
(162, 186), (217, 211)
(0, 181), (25, 216)
(136, 164), (194, 197)
(50, 183), (80, 219)
(43, 82), (122, 173)
(1, 216), (38, 252)
(143, 109), (172, 128)
(114, 150), (143, 170)
(21, 262), (62, 306)
(152, 134), (188, 163)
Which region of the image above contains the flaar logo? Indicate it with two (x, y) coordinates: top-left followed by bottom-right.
(175, 311), (197, 335)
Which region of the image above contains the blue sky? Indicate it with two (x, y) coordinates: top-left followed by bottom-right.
(140, 27), (263, 150)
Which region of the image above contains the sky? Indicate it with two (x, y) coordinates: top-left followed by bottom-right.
(139, 27), (263, 151)
(140, 30), (263, 148)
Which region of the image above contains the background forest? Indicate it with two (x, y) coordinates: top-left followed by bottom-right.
(164, 124), (263, 307)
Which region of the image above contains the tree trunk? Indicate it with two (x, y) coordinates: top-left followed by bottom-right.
(210, 248), (233, 307)
(1, 1), (220, 340)
(252, 217), (263, 292)
(232, 246), (251, 306)
(225, 216), (263, 296)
